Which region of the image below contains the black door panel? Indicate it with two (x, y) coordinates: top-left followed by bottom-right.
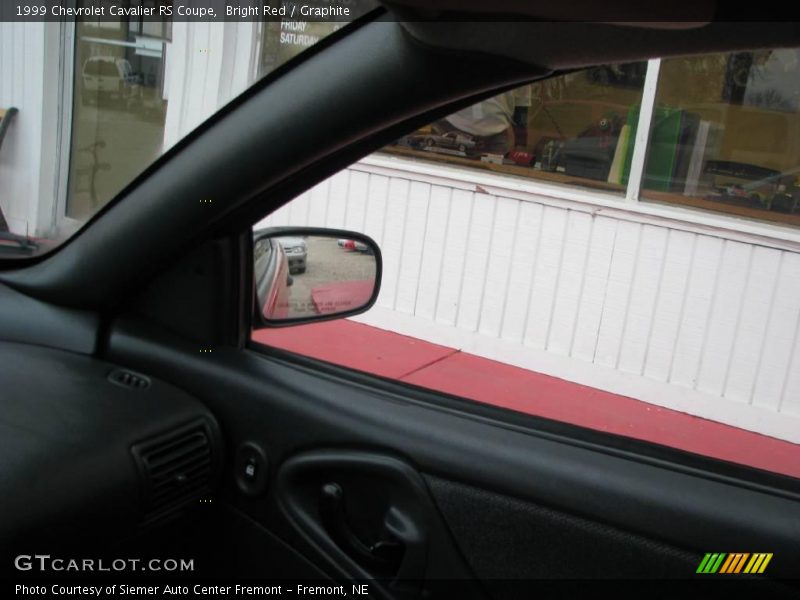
(277, 450), (478, 596)
(425, 475), (699, 579)
(106, 315), (800, 589)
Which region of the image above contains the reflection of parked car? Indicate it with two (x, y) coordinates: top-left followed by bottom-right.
(254, 237), (292, 320)
(704, 161), (800, 213)
(337, 238), (371, 253)
(407, 131), (477, 153)
(277, 236), (307, 274)
(81, 57), (141, 106)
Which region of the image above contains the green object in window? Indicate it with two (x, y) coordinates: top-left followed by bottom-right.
(622, 105), (695, 192)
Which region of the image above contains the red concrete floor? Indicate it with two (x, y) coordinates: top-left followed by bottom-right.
(252, 320), (800, 479)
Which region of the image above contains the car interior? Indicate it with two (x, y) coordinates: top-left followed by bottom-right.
(1, 3), (799, 596)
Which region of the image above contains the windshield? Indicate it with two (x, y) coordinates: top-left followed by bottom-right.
(0, 3), (375, 258)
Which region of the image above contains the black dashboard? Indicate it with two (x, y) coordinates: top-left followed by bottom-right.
(0, 294), (223, 561)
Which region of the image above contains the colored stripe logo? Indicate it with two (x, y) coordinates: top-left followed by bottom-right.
(697, 553), (773, 574)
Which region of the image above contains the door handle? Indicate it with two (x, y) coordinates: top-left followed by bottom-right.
(320, 482), (404, 572)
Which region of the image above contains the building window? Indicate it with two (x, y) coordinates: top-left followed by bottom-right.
(64, 15), (342, 226)
(640, 50), (800, 226)
(380, 52), (800, 231)
(258, 21), (344, 78)
(67, 19), (169, 221)
(382, 62), (648, 195)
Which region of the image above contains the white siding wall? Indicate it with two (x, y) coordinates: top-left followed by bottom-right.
(258, 161), (800, 444)
(0, 22), (61, 236)
(163, 21), (258, 149)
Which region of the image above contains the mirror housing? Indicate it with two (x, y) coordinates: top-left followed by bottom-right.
(253, 227), (382, 328)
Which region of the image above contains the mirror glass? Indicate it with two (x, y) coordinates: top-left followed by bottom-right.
(254, 233), (378, 322)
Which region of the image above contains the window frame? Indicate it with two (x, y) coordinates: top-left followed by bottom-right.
(53, 20), (85, 240)
(237, 33), (800, 486)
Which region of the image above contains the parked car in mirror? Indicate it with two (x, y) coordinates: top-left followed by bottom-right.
(255, 228), (381, 326)
(254, 235), (293, 321)
(277, 236), (307, 274)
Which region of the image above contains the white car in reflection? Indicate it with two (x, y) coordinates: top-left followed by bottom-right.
(81, 56), (141, 106)
(277, 236), (307, 274)
(337, 238), (371, 253)
(405, 131), (478, 154)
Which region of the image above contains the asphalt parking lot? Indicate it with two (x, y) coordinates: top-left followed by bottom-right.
(283, 236), (377, 318)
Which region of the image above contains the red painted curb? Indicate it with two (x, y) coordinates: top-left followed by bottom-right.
(253, 320), (800, 479)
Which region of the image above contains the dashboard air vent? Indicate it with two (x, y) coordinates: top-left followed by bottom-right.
(132, 421), (214, 523)
(109, 369), (150, 390)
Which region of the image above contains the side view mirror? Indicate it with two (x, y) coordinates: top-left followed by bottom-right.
(253, 227), (382, 327)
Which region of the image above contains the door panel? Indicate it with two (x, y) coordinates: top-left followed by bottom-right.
(276, 450), (477, 596)
(107, 314), (800, 593)
(425, 475), (698, 579)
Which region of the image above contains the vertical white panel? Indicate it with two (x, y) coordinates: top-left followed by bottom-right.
(478, 197), (519, 337)
(254, 214), (273, 228)
(571, 216), (618, 362)
(306, 178), (330, 227)
(202, 26), (225, 119)
(362, 173), (389, 246)
(500, 202), (544, 343)
(287, 190), (311, 226)
(181, 24), (210, 139)
(780, 318), (800, 416)
(324, 170), (349, 228)
(0, 23), (11, 107)
(395, 181), (431, 314)
(626, 59), (662, 202)
(34, 22), (61, 236)
(724, 246), (782, 403)
(415, 186), (452, 321)
(523, 206), (569, 348)
(269, 203), (291, 225)
(164, 22), (254, 148)
(456, 192), (496, 331)
(230, 22), (258, 98)
(435, 189), (474, 326)
(618, 225), (668, 374)
(547, 210), (593, 355)
(344, 170), (369, 231)
(695, 241), (752, 395)
(670, 235), (724, 388)
(0, 23), (49, 235)
(10, 22), (61, 235)
(593, 221), (641, 367)
(22, 21), (41, 233)
(163, 22), (190, 148)
(8, 21), (24, 229)
(752, 252), (800, 410)
(376, 177), (410, 309)
(217, 22), (258, 107)
(1, 23), (19, 227)
(643, 229), (695, 381)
